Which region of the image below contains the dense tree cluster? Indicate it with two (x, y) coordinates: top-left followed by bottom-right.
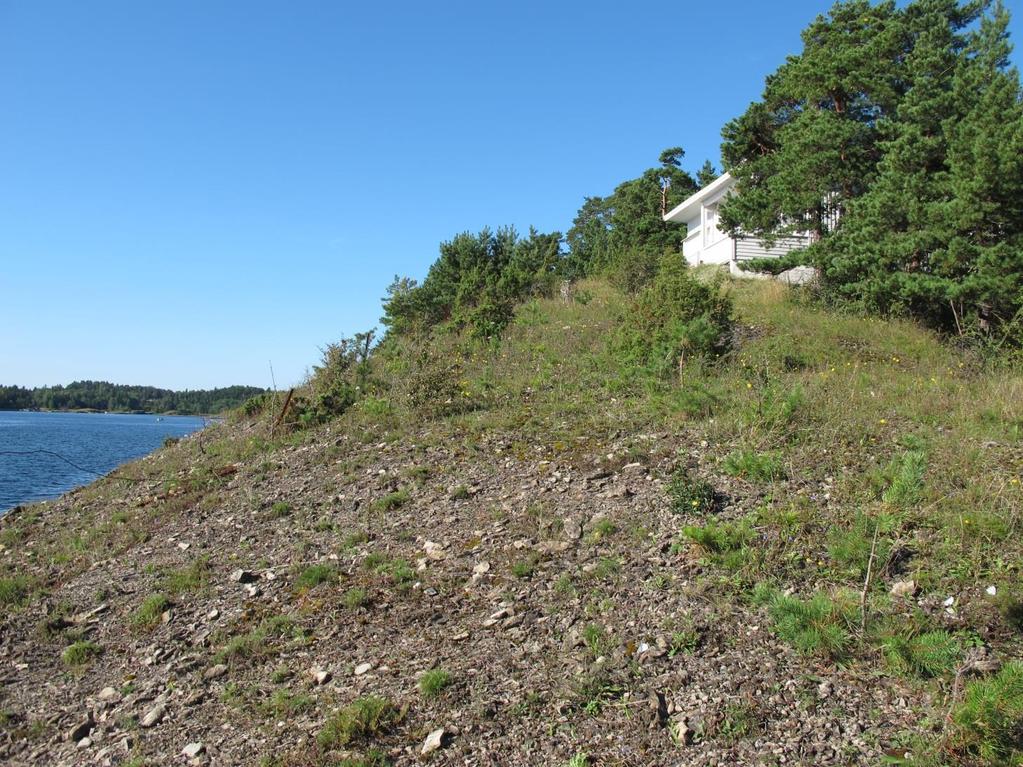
(381, 227), (563, 338)
(0, 382), (267, 415)
(565, 148), (705, 289)
(721, 0), (1023, 337)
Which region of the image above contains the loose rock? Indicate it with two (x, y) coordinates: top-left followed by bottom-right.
(421, 727), (446, 755)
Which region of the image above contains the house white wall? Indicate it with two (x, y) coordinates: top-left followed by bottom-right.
(666, 172), (812, 273)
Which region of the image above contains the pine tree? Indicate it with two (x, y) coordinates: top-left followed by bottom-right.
(944, 1), (1023, 333)
(815, 0), (1023, 335)
(696, 160), (719, 188)
(719, 0), (907, 241)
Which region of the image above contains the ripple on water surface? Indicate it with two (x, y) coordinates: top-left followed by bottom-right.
(0, 411), (206, 513)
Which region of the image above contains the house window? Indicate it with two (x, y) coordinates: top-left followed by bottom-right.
(704, 203), (725, 246)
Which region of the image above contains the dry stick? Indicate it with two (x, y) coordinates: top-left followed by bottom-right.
(860, 522), (881, 634)
(268, 360), (279, 440)
(950, 299), (964, 337)
(272, 388), (295, 435)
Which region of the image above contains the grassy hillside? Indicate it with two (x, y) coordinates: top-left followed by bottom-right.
(1, 276), (1021, 766)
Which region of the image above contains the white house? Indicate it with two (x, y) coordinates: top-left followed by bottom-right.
(663, 172), (813, 274)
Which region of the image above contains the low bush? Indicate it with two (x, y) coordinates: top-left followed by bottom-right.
(374, 490), (410, 512)
(682, 518), (754, 554)
(881, 450), (927, 508)
(342, 588), (370, 609)
(826, 512), (895, 580)
(160, 557), (211, 595)
(614, 253), (733, 378)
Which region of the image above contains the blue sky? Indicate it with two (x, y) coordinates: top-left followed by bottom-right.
(2, 1), (1021, 389)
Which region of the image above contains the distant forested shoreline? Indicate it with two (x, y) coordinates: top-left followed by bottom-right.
(0, 381), (267, 415)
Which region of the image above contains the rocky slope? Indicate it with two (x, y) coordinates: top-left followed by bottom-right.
(0, 421), (929, 766)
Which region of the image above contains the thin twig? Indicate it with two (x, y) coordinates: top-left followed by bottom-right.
(860, 522), (881, 633)
(949, 299), (964, 337)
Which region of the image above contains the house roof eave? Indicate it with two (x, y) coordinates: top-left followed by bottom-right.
(662, 171), (735, 223)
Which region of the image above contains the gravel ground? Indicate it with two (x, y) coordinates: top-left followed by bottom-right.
(0, 423), (928, 766)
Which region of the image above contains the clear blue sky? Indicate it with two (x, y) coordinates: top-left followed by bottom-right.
(2, 1), (1021, 390)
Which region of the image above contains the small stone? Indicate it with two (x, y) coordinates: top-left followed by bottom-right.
(890, 579), (917, 598)
(204, 664), (228, 680)
(986, 585), (997, 596)
(68, 715), (94, 742)
(98, 686), (119, 701)
(182, 742), (204, 758)
(229, 569), (256, 584)
(472, 561), (491, 575)
(943, 596), (955, 607)
(207, 608), (220, 620)
(244, 584), (261, 597)
(354, 662), (373, 676)
(140, 703), (166, 728)
(77, 736), (92, 749)
(177, 542), (190, 551)
(312, 669), (332, 685)
(421, 727), (446, 755)
(563, 518), (582, 540)
(671, 716), (694, 746)
(424, 541), (447, 561)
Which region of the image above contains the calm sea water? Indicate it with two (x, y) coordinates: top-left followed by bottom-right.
(0, 411), (207, 513)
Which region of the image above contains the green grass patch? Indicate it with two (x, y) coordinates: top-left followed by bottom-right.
(215, 614), (308, 665)
(667, 466), (715, 514)
(342, 587), (370, 609)
(754, 585), (857, 661)
(418, 668), (452, 698)
(294, 563), (338, 591)
(131, 593), (170, 630)
(0, 575), (34, 609)
(373, 490), (410, 512)
(316, 695), (399, 748)
(62, 640), (102, 667)
(160, 556), (211, 595)
(722, 450), (785, 482)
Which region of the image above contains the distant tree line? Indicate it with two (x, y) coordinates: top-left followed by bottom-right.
(0, 381), (268, 415)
